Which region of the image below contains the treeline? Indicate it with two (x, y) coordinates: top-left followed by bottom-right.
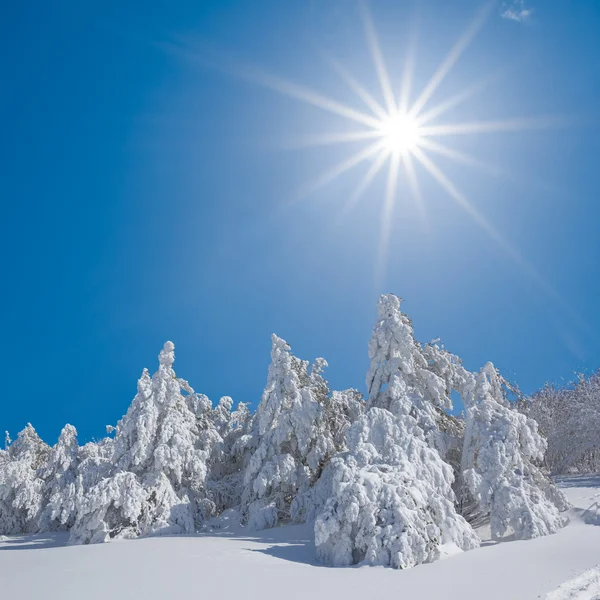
(520, 372), (600, 475)
(0, 294), (569, 569)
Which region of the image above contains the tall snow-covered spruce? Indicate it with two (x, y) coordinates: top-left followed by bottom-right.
(69, 341), (224, 544)
(314, 294), (479, 568)
(38, 424), (80, 531)
(0, 425), (50, 534)
(241, 335), (352, 530)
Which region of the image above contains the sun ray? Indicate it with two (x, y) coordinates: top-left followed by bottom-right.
(239, 65), (382, 129)
(402, 151), (428, 227)
(417, 138), (503, 176)
(360, 1), (397, 115)
(281, 129), (381, 150)
(338, 150), (389, 223)
(162, 38), (382, 129)
(416, 73), (498, 127)
(419, 116), (568, 137)
(412, 147), (569, 301)
(293, 140), (385, 204)
(398, 34), (416, 115)
(412, 147), (515, 249)
(325, 54), (389, 121)
(409, 1), (494, 119)
(375, 151), (401, 287)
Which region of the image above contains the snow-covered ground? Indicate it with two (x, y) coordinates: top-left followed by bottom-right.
(2, 476), (600, 600)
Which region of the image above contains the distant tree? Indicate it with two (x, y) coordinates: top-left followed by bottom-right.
(524, 372), (600, 474)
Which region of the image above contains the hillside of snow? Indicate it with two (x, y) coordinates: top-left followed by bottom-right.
(1, 476), (600, 600)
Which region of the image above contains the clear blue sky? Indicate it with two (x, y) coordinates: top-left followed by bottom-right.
(2, 0), (599, 443)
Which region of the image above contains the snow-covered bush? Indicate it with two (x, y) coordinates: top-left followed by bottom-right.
(314, 407), (479, 569)
(461, 363), (568, 540)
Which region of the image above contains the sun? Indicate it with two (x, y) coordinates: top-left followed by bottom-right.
(191, 1), (571, 318)
(378, 113), (422, 153)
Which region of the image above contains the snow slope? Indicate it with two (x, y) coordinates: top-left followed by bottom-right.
(2, 477), (600, 600)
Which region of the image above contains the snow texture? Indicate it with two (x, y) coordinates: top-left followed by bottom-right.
(1, 477), (599, 600)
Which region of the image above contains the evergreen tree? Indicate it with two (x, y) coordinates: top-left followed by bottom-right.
(0, 424), (49, 534)
(241, 335), (337, 530)
(314, 407), (479, 568)
(366, 294), (453, 452)
(38, 424), (80, 531)
(70, 342), (222, 543)
(461, 362), (569, 540)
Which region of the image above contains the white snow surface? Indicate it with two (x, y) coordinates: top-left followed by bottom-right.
(1, 476), (600, 600)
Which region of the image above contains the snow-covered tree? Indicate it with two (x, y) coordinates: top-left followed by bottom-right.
(314, 407), (479, 568)
(322, 389), (365, 452)
(0, 424), (49, 535)
(207, 398), (253, 514)
(461, 362), (568, 540)
(366, 294), (453, 453)
(313, 296), (481, 569)
(38, 424), (80, 531)
(241, 335), (339, 530)
(523, 372), (600, 474)
(70, 342), (223, 544)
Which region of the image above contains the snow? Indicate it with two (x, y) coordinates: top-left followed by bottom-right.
(2, 476), (600, 600)
(546, 566), (600, 600)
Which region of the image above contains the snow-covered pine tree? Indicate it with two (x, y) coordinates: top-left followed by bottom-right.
(69, 341), (223, 544)
(421, 340), (476, 507)
(0, 424), (50, 535)
(206, 398), (253, 515)
(461, 362), (569, 540)
(313, 295), (479, 569)
(241, 335), (339, 530)
(314, 407), (480, 568)
(366, 294), (453, 453)
(38, 424), (80, 531)
(321, 388), (365, 452)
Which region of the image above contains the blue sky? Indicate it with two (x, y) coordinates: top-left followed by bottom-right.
(2, 0), (600, 444)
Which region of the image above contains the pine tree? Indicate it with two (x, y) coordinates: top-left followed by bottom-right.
(241, 335), (337, 530)
(206, 399), (252, 514)
(314, 295), (480, 568)
(461, 362), (569, 540)
(366, 294), (453, 452)
(70, 342), (222, 543)
(0, 424), (49, 534)
(314, 407), (479, 568)
(38, 424), (80, 531)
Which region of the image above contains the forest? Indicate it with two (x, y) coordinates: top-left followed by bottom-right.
(1, 294), (596, 569)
